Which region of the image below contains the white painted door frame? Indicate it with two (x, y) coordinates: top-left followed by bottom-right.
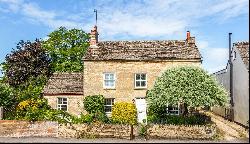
(135, 97), (147, 124)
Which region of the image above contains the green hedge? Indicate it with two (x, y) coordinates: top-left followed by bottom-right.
(147, 113), (211, 125)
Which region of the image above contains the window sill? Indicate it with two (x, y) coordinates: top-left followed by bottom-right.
(103, 88), (116, 90)
(134, 87), (147, 90)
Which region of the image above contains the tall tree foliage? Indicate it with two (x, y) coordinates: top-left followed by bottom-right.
(0, 81), (15, 108)
(146, 66), (229, 116)
(42, 27), (89, 72)
(1, 39), (51, 87)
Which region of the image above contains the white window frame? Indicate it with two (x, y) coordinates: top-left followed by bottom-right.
(104, 98), (115, 115)
(166, 104), (179, 115)
(57, 97), (68, 112)
(103, 73), (116, 89)
(134, 73), (147, 89)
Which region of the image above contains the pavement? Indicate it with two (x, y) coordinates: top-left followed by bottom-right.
(0, 137), (248, 143)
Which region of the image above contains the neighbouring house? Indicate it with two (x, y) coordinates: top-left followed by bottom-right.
(212, 41), (249, 127)
(43, 73), (84, 115)
(43, 26), (202, 122)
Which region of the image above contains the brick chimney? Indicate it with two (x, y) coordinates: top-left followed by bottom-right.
(90, 25), (98, 46)
(186, 31), (195, 44)
(186, 31), (190, 41)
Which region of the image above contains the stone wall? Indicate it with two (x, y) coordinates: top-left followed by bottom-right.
(58, 123), (134, 139)
(44, 95), (84, 116)
(84, 60), (201, 103)
(147, 124), (216, 140)
(0, 120), (58, 137)
(0, 120), (216, 140)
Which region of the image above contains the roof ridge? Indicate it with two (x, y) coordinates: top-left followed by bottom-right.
(99, 40), (186, 42)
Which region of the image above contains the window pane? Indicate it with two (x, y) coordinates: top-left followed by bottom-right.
(62, 98), (67, 104)
(58, 98), (62, 104)
(141, 74), (146, 80)
(60, 105), (67, 111)
(105, 99), (111, 105)
(141, 81), (146, 87)
(109, 74), (114, 80)
(109, 80), (114, 87)
(104, 106), (112, 112)
(136, 74), (140, 80)
(105, 74), (109, 80)
(136, 81), (140, 87)
(105, 81), (109, 86)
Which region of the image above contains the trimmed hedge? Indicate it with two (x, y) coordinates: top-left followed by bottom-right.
(147, 113), (211, 125)
(111, 102), (137, 125)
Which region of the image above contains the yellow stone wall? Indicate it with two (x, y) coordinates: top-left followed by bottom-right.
(44, 95), (84, 116)
(83, 60), (201, 102)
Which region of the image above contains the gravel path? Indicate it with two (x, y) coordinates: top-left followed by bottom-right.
(203, 111), (249, 140)
(0, 137), (248, 143)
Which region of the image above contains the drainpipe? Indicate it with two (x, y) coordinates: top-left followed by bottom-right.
(229, 33), (234, 121)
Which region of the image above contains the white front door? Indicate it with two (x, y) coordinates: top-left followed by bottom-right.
(135, 97), (147, 124)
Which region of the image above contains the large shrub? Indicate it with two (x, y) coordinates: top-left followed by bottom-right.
(83, 95), (105, 114)
(111, 102), (137, 125)
(147, 66), (229, 116)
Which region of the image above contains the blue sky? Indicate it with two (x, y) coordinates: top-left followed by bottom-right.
(0, 0), (249, 76)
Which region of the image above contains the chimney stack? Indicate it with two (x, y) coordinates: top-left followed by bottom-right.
(90, 25), (98, 46)
(186, 31), (190, 41)
(186, 31), (195, 44)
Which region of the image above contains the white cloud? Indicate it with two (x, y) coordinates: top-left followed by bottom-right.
(0, 0), (248, 36)
(198, 40), (229, 73)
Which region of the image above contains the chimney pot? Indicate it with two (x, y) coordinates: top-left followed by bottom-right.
(90, 25), (98, 46)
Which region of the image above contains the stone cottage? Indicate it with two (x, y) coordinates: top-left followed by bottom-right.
(212, 41), (249, 127)
(43, 26), (202, 122)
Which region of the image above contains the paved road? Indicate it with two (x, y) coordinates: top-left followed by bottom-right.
(0, 137), (248, 143)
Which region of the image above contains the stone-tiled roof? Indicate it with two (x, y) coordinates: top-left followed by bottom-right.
(43, 73), (83, 95)
(83, 40), (202, 61)
(234, 41), (249, 70)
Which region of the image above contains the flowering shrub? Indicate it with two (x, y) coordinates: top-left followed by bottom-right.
(111, 102), (137, 125)
(15, 98), (51, 121)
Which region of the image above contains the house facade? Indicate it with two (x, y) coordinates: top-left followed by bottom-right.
(212, 41), (249, 127)
(43, 26), (202, 122)
(83, 26), (202, 121)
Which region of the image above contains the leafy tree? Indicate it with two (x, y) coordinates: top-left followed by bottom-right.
(1, 39), (51, 87)
(42, 27), (89, 72)
(146, 66), (229, 116)
(0, 81), (15, 108)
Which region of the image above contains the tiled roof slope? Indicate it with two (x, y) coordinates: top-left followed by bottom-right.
(43, 73), (83, 95)
(234, 41), (249, 70)
(83, 40), (202, 61)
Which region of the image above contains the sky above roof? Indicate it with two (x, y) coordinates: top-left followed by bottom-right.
(0, 0), (249, 76)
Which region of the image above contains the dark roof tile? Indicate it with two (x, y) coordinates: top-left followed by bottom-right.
(83, 40), (202, 61)
(43, 73), (83, 95)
